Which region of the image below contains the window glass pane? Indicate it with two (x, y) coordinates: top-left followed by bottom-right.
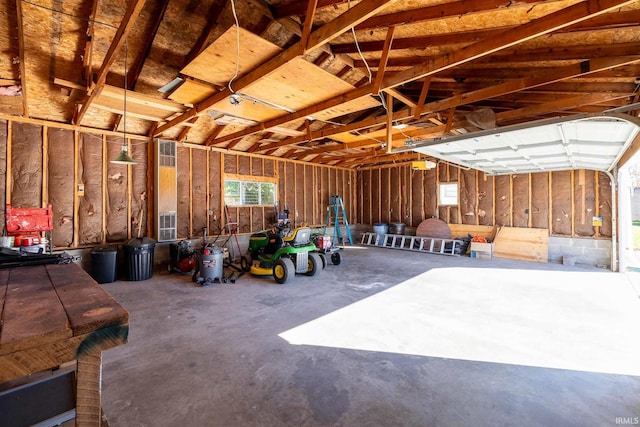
(439, 183), (458, 205)
(242, 182), (260, 205)
(224, 180), (241, 206)
(260, 183), (275, 206)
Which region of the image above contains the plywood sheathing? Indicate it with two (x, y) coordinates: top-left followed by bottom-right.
(10, 122), (42, 208)
(493, 226), (549, 263)
(19, 0), (89, 122)
(47, 128), (74, 247)
(105, 135), (128, 242)
(181, 26), (282, 87)
(78, 133), (104, 245)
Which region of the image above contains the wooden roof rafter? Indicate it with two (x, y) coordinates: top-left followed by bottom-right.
(254, 55), (640, 157)
(382, 0), (639, 90)
(75, 0), (147, 125)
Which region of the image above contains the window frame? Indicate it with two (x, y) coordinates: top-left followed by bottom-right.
(438, 182), (459, 206)
(223, 175), (277, 207)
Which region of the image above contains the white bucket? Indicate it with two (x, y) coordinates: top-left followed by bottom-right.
(0, 236), (14, 248)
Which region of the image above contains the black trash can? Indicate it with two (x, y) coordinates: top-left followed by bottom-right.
(91, 245), (118, 284)
(123, 237), (156, 281)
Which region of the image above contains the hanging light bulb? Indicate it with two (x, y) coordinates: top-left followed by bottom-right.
(112, 40), (136, 165)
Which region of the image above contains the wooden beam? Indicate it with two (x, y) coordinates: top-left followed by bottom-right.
(385, 88), (416, 109)
(413, 77), (431, 119)
(382, 0), (637, 90)
(82, 0), (99, 83)
(155, 0), (394, 136)
(75, 0), (147, 124)
(206, 84), (374, 146)
(274, 0), (346, 18)
(373, 26), (395, 95)
(386, 92), (393, 154)
(129, 0), (170, 89)
(357, 0), (541, 30)
(444, 107), (456, 135)
(300, 0), (319, 53)
(15, 0), (28, 117)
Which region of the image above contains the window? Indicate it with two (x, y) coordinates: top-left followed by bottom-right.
(439, 183), (458, 206)
(224, 179), (276, 206)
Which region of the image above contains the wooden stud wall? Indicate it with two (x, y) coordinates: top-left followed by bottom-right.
(0, 119), (613, 249)
(358, 164), (612, 239)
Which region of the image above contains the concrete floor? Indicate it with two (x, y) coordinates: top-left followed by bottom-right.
(100, 247), (640, 427)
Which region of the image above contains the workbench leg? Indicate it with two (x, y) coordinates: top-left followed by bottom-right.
(76, 352), (103, 427)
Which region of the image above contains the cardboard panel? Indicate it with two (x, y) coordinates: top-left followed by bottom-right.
(191, 149), (207, 236)
(176, 146), (190, 238)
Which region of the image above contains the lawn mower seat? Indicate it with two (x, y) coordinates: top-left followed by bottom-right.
(283, 227), (311, 246)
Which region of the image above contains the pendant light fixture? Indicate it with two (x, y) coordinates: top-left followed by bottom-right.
(111, 41), (136, 165)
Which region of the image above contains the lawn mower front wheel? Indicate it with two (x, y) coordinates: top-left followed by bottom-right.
(273, 258), (295, 284)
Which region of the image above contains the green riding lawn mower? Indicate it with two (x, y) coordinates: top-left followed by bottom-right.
(243, 205), (341, 284)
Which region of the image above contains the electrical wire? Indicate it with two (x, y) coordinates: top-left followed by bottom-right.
(347, 0), (372, 84)
(227, 0), (241, 94)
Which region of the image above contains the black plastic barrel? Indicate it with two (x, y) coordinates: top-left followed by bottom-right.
(388, 222), (406, 235)
(123, 237), (156, 281)
(91, 246), (118, 284)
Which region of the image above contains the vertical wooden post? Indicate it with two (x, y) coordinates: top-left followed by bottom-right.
(595, 171), (600, 238)
(6, 121), (12, 204)
(435, 162), (441, 220)
(509, 174), (514, 227)
(189, 147), (193, 238)
(492, 174), (496, 227)
(75, 352), (102, 426)
(474, 170), (479, 225)
(457, 167), (461, 224)
(102, 135), (107, 244)
(42, 126), (48, 208)
(548, 172), (553, 235)
(146, 137), (154, 238)
(220, 153), (225, 232)
(206, 149), (210, 232)
(528, 173), (532, 228)
(73, 131), (80, 247)
(386, 92), (393, 154)
(127, 137), (132, 239)
(570, 170), (575, 236)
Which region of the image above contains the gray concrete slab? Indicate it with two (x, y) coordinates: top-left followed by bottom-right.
(100, 247), (640, 427)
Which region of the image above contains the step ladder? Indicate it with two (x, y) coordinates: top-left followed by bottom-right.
(323, 195), (353, 246)
(360, 232), (462, 256)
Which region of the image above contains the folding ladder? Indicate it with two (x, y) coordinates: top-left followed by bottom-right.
(323, 195), (353, 245)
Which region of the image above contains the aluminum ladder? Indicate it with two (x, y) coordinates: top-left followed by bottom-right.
(323, 195), (353, 245)
(360, 232), (462, 256)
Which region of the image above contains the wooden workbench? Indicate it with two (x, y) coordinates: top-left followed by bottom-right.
(0, 262), (129, 426)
